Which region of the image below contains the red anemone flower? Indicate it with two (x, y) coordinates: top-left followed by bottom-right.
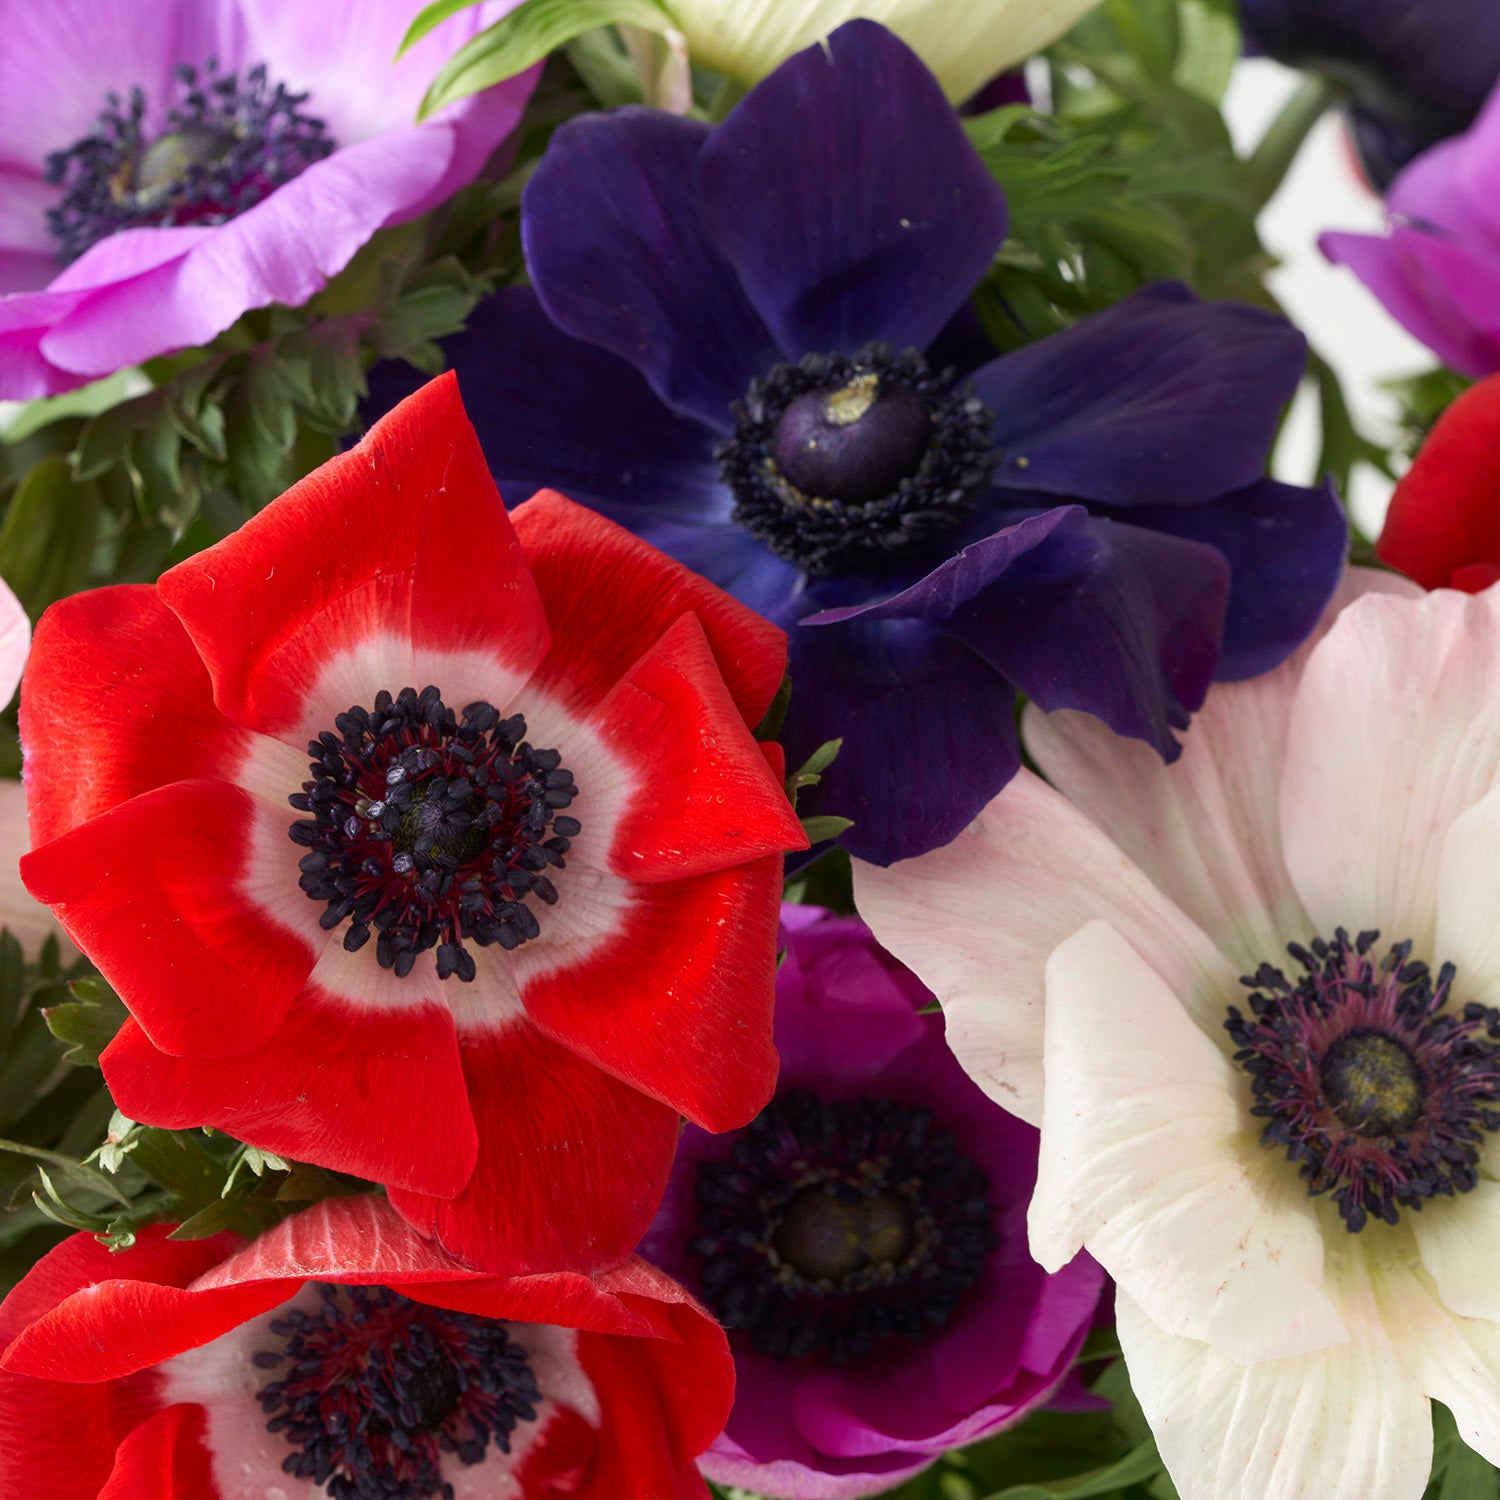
(19, 372), (807, 1273)
(1378, 371), (1500, 591)
(0, 1195), (732, 1500)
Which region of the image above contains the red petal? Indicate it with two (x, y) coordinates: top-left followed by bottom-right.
(512, 491), (786, 724)
(599, 612), (807, 881)
(387, 1019), (680, 1274)
(1379, 372), (1500, 590)
(20, 586), (252, 846)
(101, 983), (477, 1198)
(520, 854), (782, 1132)
(0, 1228), (233, 1500)
(157, 373), (550, 739)
(21, 780), (322, 1058)
(97, 1403), (214, 1500)
(575, 1309), (732, 1499)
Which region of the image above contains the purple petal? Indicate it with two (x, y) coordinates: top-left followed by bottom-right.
(237, 0), (528, 146)
(976, 284), (1307, 506)
(371, 287), (730, 522)
(697, 20), (1007, 359)
(522, 109), (781, 430)
(36, 127), (460, 378)
(1114, 479), (1348, 682)
(781, 614), (1019, 866)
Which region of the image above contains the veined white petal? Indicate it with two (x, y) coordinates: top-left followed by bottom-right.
(663, 0), (1103, 103)
(1030, 920), (1344, 1363)
(853, 770), (1230, 1125)
(1118, 1282), (1430, 1500)
(1282, 584), (1500, 958)
(1411, 1182), (1500, 1324)
(1434, 784), (1500, 1007)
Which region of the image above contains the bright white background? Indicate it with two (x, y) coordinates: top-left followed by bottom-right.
(1223, 58), (1433, 539)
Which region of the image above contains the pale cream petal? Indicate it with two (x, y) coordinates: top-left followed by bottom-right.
(1026, 567), (1420, 972)
(1030, 920), (1344, 1363)
(853, 770), (1231, 1125)
(1433, 784), (1500, 1006)
(1411, 1183), (1500, 1325)
(666, 0), (1104, 102)
(1118, 1285), (1431, 1500)
(1282, 583), (1500, 957)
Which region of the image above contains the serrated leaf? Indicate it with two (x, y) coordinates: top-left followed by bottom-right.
(43, 983), (129, 1068)
(4, 1146), (132, 1207)
(419, 0), (673, 117)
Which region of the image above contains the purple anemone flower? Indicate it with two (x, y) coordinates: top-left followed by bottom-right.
(637, 903), (1106, 1499)
(1323, 81), (1500, 377)
(366, 19), (1346, 866)
(1241, 0), (1500, 189)
(0, 0), (537, 398)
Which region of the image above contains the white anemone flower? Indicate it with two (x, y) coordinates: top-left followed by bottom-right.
(856, 572), (1500, 1499)
(659, 0), (1105, 103)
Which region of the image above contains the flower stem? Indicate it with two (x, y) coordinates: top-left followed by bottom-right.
(1246, 75), (1340, 210)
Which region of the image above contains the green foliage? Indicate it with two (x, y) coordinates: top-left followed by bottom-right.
(1426, 1405), (1500, 1500)
(408, 0), (676, 117)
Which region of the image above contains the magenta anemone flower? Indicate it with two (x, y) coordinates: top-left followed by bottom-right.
(0, 0), (536, 398)
(639, 904), (1105, 1498)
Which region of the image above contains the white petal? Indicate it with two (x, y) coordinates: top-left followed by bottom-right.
(1412, 1182), (1500, 1324)
(0, 779), (68, 960)
(1026, 568), (1419, 971)
(1031, 920), (1345, 1362)
(1434, 784), (1500, 1005)
(665, 0), (1102, 102)
(1375, 1256), (1500, 1468)
(1118, 1286), (1431, 1500)
(1282, 583), (1500, 956)
(853, 769), (1230, 1124)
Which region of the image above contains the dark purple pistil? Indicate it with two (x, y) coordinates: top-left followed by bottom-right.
(44, 60), (335, 264)
(690, 1090), (996, 1363)
(772, 377), (934, 507)
(716, 342), (995, 577)
(289, 686), (579, 983)
(254, 1283), (540, 1500)
(1227, 929), (1500, 1232)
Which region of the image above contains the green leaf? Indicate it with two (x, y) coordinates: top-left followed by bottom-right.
(798, 814), (854, 844)
(418, 0), (673, 117)
(398, 0), (486, 56)
(981, 1439), (1163, 1499)
(0, 1143), (133, 1207)
(0, 930), (23, 1038)
(1426, 1404), (1500, 1499)
(753, 674), (792, 742)
(43, 981), (130, 1068)
(0, 455), (102, 615)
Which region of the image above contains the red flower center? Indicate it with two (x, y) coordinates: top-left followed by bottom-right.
(288, 685), (579, 982)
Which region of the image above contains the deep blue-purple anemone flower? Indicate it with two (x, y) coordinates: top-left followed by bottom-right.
(1241, 0), (1500, 189)
(366, 20), (1346, 867)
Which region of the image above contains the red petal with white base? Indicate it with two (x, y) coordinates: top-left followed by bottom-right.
(598, 611), (807, 881)
(20, 780), (322, 1059)
(387, 1019), (681, 1274)
(97, 1403), (215, 1500)
(518, 853), (782, 1132)
(1379, 372), (1500, 590)
(511, 489), (786, 724)
(0, 1228), (232, 1500)
(101, 984), (477, 1198)
(157, 373), (550, 741)
(20, 585), (253, 846)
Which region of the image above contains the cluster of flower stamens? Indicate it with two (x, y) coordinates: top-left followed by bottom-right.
(690, 1090), (997, 1362)
(254, 1283), (540, 1500)
(716, 342), (995, 576)
(1227, 928), (1500, 1232)
(289, 686), (578, 982)
(45, 59), (335, 263)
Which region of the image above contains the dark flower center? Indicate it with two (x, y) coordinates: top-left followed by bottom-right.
(288, 686), (579, 983)
(690, 1090), (997, 1363)
(716, 343), (995, 577)
(254, 1283), (540, 1500)
(44, 60), (335, 263)
(1227, 928), (1500, 1232)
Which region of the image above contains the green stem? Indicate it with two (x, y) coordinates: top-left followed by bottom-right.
(1246, 75), (1340, 210)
